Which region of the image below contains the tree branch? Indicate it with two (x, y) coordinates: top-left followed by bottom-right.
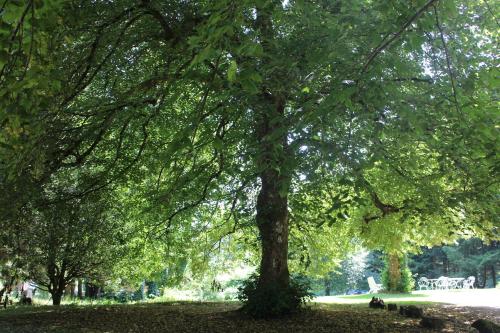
(433, 6), (462, 117)
(361, 0), (439, 74)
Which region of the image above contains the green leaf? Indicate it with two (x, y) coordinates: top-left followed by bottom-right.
(227, 60), (237, 82)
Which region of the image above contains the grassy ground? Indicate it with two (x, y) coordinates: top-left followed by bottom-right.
(316, 289), (500, 308)
(0, 298), (499, 333)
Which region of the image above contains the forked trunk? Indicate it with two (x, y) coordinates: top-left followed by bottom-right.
(48, 265), (67, 305)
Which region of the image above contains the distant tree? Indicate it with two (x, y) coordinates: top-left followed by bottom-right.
(443, 239), (499, 287)
(409, 246), (448, 279)
(411, 239), (500, 288)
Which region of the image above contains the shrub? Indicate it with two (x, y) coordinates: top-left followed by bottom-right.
(237, 273), (312, 318)
(399, 262), (415, 292)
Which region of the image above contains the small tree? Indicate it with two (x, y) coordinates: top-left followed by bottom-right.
(26, 195), (124, 305)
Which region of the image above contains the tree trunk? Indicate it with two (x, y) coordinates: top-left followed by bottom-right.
(0, 287), (5, 306)
(77, 279), (83, 299)
(65, 281), (75, 299)
(387, 254), (401, 292)
(491, 265), (496, 288)
(250, 3), (294, 310)
(256, 177), (290, 289)
(324, 279), (331, 296)
(52, 291), (63, 306)
(479, 266), (487, 288)
(51, 275), (67, 305)
(255, 93), (290, 291)
(85, 280), (89, 298)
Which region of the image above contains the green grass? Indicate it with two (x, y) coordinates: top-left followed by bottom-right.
(314, 292), (436, 306)
(337, 293), (427, 300)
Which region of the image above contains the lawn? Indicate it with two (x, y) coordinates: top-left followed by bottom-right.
(315, 289), (500, 308)
(0, 294), (499, 333)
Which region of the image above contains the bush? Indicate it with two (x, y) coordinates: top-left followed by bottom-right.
(237, 273), (312, 318)
(399, 263), (415, 292)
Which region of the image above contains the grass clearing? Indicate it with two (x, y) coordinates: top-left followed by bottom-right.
(315, 289), (500, 308)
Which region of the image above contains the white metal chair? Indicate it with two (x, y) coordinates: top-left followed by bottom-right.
(462, 276), (475, 289)
(367, 276), (382, 293)
(418, 277), (431, 290)
(436, 276), (449, 290)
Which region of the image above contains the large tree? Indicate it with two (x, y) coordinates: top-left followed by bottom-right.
(1, 0), (498, 315)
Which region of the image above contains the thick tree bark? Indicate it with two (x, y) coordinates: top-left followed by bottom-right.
(387, 254), (402, 291)
(255, 93), (291, 291)
(256, 170), (290, 288)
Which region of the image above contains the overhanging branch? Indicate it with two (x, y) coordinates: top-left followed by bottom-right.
(361, 0), (439, 74)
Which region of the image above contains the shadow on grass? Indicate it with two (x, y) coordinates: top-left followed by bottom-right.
(2, 300), (492, 333)
(0, 301), (438, 333)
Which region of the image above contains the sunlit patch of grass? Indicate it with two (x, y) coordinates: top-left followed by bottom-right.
(312, 301), (433, 312)
(337, 293), (427, 300)
(316, 289), (500, 308)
